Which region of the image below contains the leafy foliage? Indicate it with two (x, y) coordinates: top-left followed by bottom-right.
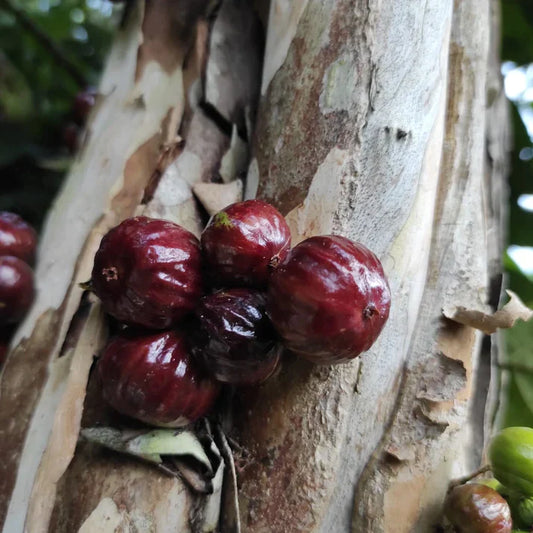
(502, 2), (533, 67)
(499, 1), (533, 428)
(0, 0), (119, 228)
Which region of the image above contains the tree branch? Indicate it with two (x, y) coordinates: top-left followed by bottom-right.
(0, 0), (87, 87)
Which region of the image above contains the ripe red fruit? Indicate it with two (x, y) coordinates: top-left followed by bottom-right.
(73, 88), (97, 124)
(267, 235), (391, 364)
(62, 122), (80, 154)
(190, 289), (281, 385)
(0, 327), (11, 365)
(0, 211), (38, 264)
(92, 217), (203, 329)
(201, 200), (291, 288)
(0, 256), (34, 325)
(0, 343), (7, 365)
(444, 484), (512, 533)
(98, 330), (219, 427)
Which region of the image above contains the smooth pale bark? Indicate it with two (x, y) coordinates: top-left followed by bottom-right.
(0, 0), (506, 532)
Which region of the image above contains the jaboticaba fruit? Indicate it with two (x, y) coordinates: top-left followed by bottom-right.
(201, 200), (291, 288)
(0, 256), (34, 325)
(513, 496), (533, 529)
(73, 88), (96, 124)
(190, 289), (281, 385)
(489, 426), (533, 497)
(92, 217), (203, 329)
(0, 212), (38, 264)
(444, 483), (512, 533)
(62, 122), (80, 154)
(267, 235), (391, 364)
(98, 329), (219, 427)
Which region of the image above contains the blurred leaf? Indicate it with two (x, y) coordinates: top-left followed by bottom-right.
(502, 2), (533, 65)
(505, 262), (533, 310)
(0, 52), (32, 119)
(0, 122), (43, 165)
(0, 0), (115, 228)
(505, 318), (533, 420)
(499, 372), (533, 429)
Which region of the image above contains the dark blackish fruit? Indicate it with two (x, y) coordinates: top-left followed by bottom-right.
(62, 122), (80, 154)
(267, 235), (391, 364)
(190, 289), (281, 385)
(73, 88), (97, 124)
(444, 483), (512, 533)
(0, 212), (38, 264)
(98, 329), (219, 427)
(0, 327), (11, 365)
(92, 217), (203, 329)
(0, 256), (34, 325)
(201, 200), (291, 288)
(0, 342), (7, 365)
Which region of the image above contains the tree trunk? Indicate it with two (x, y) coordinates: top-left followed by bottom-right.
(0, 1), (507, 532)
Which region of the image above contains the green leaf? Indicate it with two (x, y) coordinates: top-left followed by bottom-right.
(81, 427), (211, 470)
(502, 3), (533, 65)
(499, 372), (533, 429)
(500, 319), (533, 426)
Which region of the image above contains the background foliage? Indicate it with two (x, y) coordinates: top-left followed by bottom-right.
(0, 0), (118, 229)
(0, 1), (532, 424)
(497, 2), (533, 427)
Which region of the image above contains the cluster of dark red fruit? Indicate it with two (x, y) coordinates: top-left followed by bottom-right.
(92, 200), (391, 427)
(62, 88), (97, 154)
(0, 212), (37, 362)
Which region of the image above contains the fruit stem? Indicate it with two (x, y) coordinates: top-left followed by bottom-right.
(448, 464), (491, 492)
(102, 267), (119, 282)
(363, 305), (377, 319)
(79, 279), (94, 292)
(268, 255), (281, 270)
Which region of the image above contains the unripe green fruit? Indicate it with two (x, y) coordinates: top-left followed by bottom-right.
(477, 478), (508, 494)
(511, 496), (533, 529)
(489, 427), (533, 497)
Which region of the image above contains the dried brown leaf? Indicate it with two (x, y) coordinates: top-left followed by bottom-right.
(442, 290), (533, 334)
(192, 180), (243, 216)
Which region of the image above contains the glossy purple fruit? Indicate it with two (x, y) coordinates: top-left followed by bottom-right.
(0, 256), (34, 325)
(0, 212), (38, 264)
(73, 88), (96, 124)
(98, 329), (219, 427)
(92, 217), (203, 329)
(190, 289), (281, 385)
(62, 122), (80, 154)
(267, 235), (391, 364)
(201, 200), (291, 288)
(444, 484), (512, 533)
(0, 342), (7, 366)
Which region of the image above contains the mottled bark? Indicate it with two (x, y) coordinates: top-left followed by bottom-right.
(0, 0), (506, 532)
(227, 0), (506, 532)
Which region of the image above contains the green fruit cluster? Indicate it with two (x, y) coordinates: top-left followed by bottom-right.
(488, 427), (533, 530)
(444, 426), (533, 532)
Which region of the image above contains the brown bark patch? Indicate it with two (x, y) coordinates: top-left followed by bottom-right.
(255, 2), (371, 214)
(0, 309), (62, 526)
(135, 0), (212, 79)
(111, 134), (163, 222)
